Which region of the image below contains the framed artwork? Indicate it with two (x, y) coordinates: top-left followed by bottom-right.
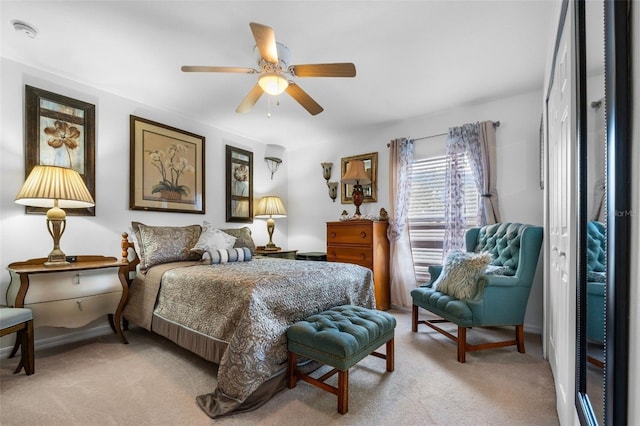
(341, 152), (378, 204)
(25, 85), (96, 216)
(225, 145), (253, 222)
(129, 115), (205, 214)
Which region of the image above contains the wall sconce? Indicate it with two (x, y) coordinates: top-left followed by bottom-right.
(264, 144), (285, 180)
(328, 182), (338, 202)
(321, 162), (333, 183)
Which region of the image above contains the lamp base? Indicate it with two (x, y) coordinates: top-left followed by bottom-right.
(45, 250), (69, 267)
(258, 245), (281, 252)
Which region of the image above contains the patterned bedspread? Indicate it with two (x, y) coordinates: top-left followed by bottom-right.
(124, 257), (375, 418)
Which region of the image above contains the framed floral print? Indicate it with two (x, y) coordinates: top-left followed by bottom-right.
(129, 115), (205, 214)
(341, 152), (378, 204)
(24, 85), (95, 215)
(225, 145), (253, 223)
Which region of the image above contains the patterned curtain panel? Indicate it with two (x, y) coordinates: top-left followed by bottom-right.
(387, 137), (416, 308)
(443, 121), (501, 256)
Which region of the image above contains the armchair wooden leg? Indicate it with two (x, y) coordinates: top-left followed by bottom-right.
(516, 324), (525, 353)
(386, 338), (395, 372)
(337, 370), (349, 414)
(457, 326), (467, 363)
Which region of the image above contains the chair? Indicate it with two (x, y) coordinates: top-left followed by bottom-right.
(585, 221), (606, 367)
(0, 307), (35, 375)
(411, 223), (543, 363)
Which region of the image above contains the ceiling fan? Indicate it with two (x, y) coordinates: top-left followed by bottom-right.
(181, 22), (356, 116)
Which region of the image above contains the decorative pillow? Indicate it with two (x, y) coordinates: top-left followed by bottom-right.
(132, 222), (202, 270)
(191, 222), (237, 256)
(207, 247), (252, 264)
(221, 227), (257, 254)
(433, 250), (492, 300)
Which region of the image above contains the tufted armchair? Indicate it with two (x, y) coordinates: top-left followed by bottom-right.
(411, 223), (543, 362)
(586, 221), (606, 359)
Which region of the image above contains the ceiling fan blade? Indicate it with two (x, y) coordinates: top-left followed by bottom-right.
(181, 66), (257, 74)
(285, 83), (323, 115)
(249, 22), (278, 63)
(290, 63), (356, 78)
(236, 85), (264, 113)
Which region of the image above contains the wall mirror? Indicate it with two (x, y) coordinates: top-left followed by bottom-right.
(341, 152), (378, 204)
(575, 0), (631, 425)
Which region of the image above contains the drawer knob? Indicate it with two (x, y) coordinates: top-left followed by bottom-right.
(360, 232), (366, 239)
(359, 253), (366, 260)
(74, 273), (82, 285)
(76, 300), (83, 311)
(330, 232), (336, 238)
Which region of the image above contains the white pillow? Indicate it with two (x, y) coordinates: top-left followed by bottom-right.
(191, 222), (237, 255)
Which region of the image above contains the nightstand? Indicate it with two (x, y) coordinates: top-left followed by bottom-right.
(6, 255), (129, 345)
(255, 249), (298, 260)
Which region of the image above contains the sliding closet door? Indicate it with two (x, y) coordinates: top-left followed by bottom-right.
(545, 2), (578, 424)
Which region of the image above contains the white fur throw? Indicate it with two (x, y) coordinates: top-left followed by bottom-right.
(433, 250), (492, 300)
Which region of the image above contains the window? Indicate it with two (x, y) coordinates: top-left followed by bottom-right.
(408, 154), (479, 282)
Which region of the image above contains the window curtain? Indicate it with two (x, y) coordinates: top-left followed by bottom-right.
(387, 137), (416, 308)
(443, 121), (500, 255)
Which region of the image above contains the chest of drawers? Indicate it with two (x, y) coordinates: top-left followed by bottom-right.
(326, 220), (390, 310)
(6, 255), (129, 343)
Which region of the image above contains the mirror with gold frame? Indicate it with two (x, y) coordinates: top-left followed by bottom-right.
(340, 152), (377, 204)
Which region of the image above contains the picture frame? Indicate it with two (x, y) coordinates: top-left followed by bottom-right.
(225, 145), (253, 223)
(341, 152), (378, 204)
(25, 85), (96, 216)
(129, 115), (205, 214)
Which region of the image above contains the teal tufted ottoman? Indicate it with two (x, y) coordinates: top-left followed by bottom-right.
(287, 305), (396, 414)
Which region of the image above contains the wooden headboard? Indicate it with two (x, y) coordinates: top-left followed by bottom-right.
(121, 232), (140, 277)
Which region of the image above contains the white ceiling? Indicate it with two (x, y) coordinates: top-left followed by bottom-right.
(1, 1), (557, 151)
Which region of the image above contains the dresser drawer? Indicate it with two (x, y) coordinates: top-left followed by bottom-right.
(16, 268), (123, 305)
(327, 223), (373, 245)
(326, 245), (373, 268)
(27, 291), (122, 328)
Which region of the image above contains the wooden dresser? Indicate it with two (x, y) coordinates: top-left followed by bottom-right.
(326, 220), (390, 310)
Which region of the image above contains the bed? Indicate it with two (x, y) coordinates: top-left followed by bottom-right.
(120, 222), (375, 418)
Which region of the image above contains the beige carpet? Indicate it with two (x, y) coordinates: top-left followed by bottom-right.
(0, 309), (559, 425)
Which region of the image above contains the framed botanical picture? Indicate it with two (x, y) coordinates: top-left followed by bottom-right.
(25, 85), (95, 215)
(341, 152), (378, 204)
(225, 145), (253, 222)
(129, 115), (205, 214)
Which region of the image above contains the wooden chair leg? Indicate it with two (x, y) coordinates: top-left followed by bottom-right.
(516, 324), (526, 353)
(386, 338), (395, 372)
(457, 326), (467, 363)
(337, 369), (349, 414)
(287, 351), (297, 388)
(412, 305), (418, 332)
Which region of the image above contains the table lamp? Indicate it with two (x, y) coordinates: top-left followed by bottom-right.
(341, 160), (371, 216)
(254, 195), (287, 251)
(15, 165), (95, 266)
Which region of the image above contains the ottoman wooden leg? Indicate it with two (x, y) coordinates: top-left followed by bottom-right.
(287, 351), (298, 388)
(337, 369), (349, 414)
(386, 338), (395, 372)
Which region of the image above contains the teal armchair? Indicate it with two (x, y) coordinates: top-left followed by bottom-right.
(585, 221), (605, 368)
(411, 223), (543, 362)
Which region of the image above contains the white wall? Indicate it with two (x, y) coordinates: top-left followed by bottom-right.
(0, 58), (287, 347)
(287, 89), (546, 331)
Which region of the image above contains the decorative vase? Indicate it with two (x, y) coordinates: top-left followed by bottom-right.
(160, 190), (183, 201)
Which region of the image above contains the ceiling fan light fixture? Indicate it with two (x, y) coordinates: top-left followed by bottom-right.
(258, 72), (289, 96)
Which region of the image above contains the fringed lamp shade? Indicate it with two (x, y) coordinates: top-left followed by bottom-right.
(341, 160), (371, 216)
(254, 196), (287, 250)
(15, 165), (95, 266)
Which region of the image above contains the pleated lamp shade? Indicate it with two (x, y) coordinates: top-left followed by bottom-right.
(15, 165), (94, 208)
(341, 160), (371, 185)
(255, 196), (287, 218)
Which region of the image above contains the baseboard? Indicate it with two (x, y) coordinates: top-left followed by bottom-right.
(0, 324), (114, 358)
